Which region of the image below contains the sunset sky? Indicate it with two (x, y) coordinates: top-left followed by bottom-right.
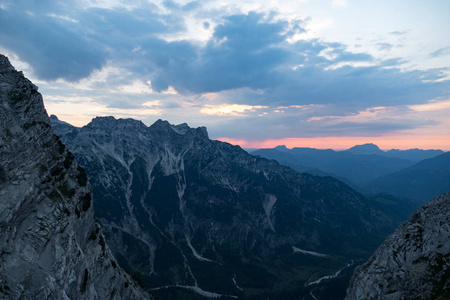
(1, 0), (449, 150)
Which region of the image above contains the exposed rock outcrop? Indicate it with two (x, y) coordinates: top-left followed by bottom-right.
(0, 54), (151, 299)
(346, 192), (450, 299)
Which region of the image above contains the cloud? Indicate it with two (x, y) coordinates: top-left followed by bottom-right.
(332, 0), (347, 7)
(0, 0), (184, 81)
(2, 2), (447, 109)
(204, 103), (442, 140)
(146, 11), (293, 93)
(200, 104), (268, 116)
(377, 43), (393, 51)
(430, 47), (450, 58)
(0, 5), (106, 81)
(1, 0), (449, 144)
(389, 30), (408, 36)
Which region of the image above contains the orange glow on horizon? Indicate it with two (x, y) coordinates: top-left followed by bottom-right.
(215, 135), (450, 151)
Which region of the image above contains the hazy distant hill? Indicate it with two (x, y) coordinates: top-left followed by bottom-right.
(251, 145), (416, 187)
(346, 143), (444, 162)
(366, 152), (450, 203)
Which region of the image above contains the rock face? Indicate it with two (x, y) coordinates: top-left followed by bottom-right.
(0, 55), (151, 299)
(346, 192), (450, 300)
(52, 115), (408, 299)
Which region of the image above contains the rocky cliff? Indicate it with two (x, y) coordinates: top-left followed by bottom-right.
(0, 54), (151, 299)
(346, 192), (450, 299)
(52, 114), (408, 299)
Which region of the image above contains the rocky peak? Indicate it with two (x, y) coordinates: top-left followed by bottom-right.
(149, 118), (209, 139)
(0, 54), (151, 299)
(0, 55), (16, 73)
(87, 116), (147, 131)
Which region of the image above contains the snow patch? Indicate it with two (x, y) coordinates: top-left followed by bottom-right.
(292, 246), (328, 258)
(263, 194), (277, 232)
(186, 236), (215, 263)
(306, 261), (354, 286)
(232, 274), (243, 292)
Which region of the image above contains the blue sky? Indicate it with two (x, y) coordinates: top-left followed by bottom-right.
(1, 0), (449, 149)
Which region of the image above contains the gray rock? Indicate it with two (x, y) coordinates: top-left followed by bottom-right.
(346, 192), (450, 299)
(0, 54), (152, 299)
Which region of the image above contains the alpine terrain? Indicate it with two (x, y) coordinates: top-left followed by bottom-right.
(0, 55), (151, 298)
(52, 114), (411, 299)
(346, 192), (450, 299)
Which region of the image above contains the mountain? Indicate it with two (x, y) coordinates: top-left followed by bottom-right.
(251, 147), (414, 187)
(366, 151), (450, 203)
(346, 143), (444, 162)
(346, 143), (385, 156)
(346, 192), (450, 299)
(52, 115), (413, 299)
(0, 55), (151, 298)
(384, 148), (444, 162)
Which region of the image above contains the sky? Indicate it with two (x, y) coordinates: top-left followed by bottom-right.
(1, 0), (450, 150)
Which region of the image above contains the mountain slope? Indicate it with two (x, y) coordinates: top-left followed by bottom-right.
(53, 115), (411, 299)
(346, 192), (450, 299)
(0, 55), (151, 299)
(366, 152), (450, 203)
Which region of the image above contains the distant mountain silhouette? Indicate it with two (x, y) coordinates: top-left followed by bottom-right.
(251, 146), (413, 187)
(346, 143), (443, 162)
(346, 143), (385, 156)
(366, 152), (450, 203)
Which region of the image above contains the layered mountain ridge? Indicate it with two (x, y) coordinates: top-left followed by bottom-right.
(53, 114), (410, 299)
(366, 151), (450, 203)
(0, 55), (151, 299)
(251, 146), (416, 187)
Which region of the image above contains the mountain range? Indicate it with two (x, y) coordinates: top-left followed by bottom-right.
(251, 144), (446, 203)
(50, 115), (415, 299)
(366, 151), (450, 203)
